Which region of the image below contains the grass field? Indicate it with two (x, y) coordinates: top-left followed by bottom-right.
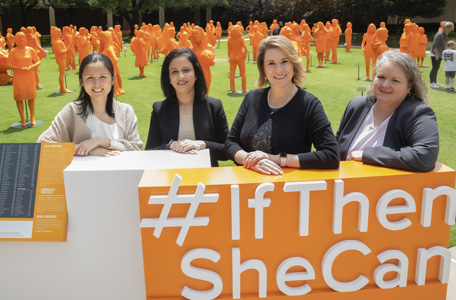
(1, 39), (455, 247)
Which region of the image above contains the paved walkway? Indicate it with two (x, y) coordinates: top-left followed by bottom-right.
(448, 247), (456, 299)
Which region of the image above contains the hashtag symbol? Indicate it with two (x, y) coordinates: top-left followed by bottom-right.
(140, 174), (219, 246)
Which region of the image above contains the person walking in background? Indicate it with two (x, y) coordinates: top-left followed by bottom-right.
(429, 21), (454, 88)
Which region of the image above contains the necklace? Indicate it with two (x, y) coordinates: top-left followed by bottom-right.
(267, 85), (297, 109)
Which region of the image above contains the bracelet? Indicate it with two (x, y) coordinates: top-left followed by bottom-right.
(165, 139), (173, 150)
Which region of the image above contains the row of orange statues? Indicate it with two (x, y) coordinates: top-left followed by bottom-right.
(399, 19), (428, 67)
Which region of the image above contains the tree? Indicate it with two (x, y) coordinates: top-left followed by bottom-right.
(0, 0), (40, 27)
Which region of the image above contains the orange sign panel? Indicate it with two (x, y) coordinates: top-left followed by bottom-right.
(0, 143), (73, 241)
(138, 162), (455, 299)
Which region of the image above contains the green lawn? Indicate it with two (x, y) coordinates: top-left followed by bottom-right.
(1, 40), (455, 247)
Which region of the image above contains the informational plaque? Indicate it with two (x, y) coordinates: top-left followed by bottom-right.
(0, 143), (73, 241)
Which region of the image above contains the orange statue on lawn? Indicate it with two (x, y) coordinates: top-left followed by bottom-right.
(7, 32), (41, 127)
(215, 22), (222, 48)
(63, 26), (76, 69)
(51, 27), (71, 93)
(399, 22), (412, 54)
(0, 47), (13, 85)
(6, 28), (15, 51)
(325, 21), (332, 60)
(345, 22), (352, 52)
(415, 27), (428, 67)
(301, 23), (313, 71)
(25, 26), (45, 88)
(314, 22), (329, 67)
(191, 26), (215, 94)
(101, 31), (124, 96)
(76, 27), (91, 64)
(228, 25), (248, 93)
(178, 31), (192, 48)
(130, 30), (148, 77)
(90, 26), (100, 53)
(163, 26), (178, 57)
(329, 19), (342, 63)
(361, 23), (376, 80)
(372, 27), (390, 63)
(251, 25), (265, 62)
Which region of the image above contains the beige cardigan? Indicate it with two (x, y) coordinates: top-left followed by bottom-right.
(38, 100), (143, 151)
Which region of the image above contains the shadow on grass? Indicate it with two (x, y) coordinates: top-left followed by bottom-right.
(226, 92), (246, 98)
(46, 91), (76, 98)
(128, 76), (148, 80)
(0, 126), (29, 135)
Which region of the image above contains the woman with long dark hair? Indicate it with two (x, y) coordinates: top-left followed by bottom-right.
(38, 53), (142, 156)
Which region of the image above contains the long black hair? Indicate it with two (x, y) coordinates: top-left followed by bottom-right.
(160, 48), (207, 102)
(75, 53), (115, 117)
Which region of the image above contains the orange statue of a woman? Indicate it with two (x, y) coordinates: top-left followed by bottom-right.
(101, 31), (125, 96)
(372, 27), (390, 63)
(329, 19), (341, 63)
(215, 22), (222, 48)
(314, 22), (329, 67)
(51, 28), (71, 93)
(301, 23), (313, 71)
(415, 27), (428, 67)
(130, 30), (148, 77)
(7, 32), (41, 127)
(361, 23), (376, 80)
(178, 31), (192, 49)
(6, 28), (15, 51)
(344, 22), (352, 52)
(228, 25), (248, 93)
(77, 27), (91, 64)
(0, 47), (13, 85)
(191, 26), (215, 94)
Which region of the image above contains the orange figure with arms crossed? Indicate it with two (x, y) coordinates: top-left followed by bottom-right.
(7, 32), (41, 127)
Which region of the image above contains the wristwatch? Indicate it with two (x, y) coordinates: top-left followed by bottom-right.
(165, 139), (173, 150)
(279, 153), (287, 167)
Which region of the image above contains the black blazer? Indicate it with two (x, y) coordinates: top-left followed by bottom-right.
(336, 96), (439, 172)
(145, 96), (229, 167)
(225, 87), (339, 169)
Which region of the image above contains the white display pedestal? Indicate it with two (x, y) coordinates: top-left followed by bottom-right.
(0, 150), (210, 300)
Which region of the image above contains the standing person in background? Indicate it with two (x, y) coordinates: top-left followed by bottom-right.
(443, 40), (456, 91)
(429, 21), (454, 88)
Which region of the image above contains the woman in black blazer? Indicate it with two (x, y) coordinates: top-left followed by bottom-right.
(145, 48), (229, 166)
(336, 51), (439, 172)
(225, 36), (339, 175)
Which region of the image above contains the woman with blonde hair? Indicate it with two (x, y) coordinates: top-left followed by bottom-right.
(225, 35), (339, 175)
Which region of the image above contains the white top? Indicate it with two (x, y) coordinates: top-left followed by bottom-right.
(346, 107), (393, 159)
(443, 49), (456, 71)
(178, 113), (196, 140)
(86, 113), (125, 141)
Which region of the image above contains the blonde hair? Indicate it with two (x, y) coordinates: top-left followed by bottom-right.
(256, 35), (305, 87)
(367, 51), (429, 103)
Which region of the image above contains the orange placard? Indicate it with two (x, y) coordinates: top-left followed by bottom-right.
(138, 162), (455, 299)
(0, 143), (73, 241)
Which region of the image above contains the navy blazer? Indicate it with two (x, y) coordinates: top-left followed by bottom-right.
(225, 87), (340, 169)
(336, 96), (439, 172)
(145, 96), (229, 167)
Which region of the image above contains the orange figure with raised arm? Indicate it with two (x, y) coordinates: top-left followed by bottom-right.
(314, 22), (329, 67)
(77, 27), (91, 64)
(361, 23), (376, 79)
(101, 31), (124, 96)
(228, 25), (248, 93)
(301, 23), (313, 70)
(345, 22), (352, 52)
(372, 27), (390, 63)
(215, 22), (222, 48)
(130, 30), (148, 77)
(191, 26), (215, 94)
(178, 31), (192, 48)
(7, 32), (41, 127)
(6, 28), (15, 51)
(415, 27), (428, 67)
(329, 19), (341, 63)
(52, 28), (71, 94)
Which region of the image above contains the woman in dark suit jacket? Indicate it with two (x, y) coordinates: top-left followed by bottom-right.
(145, 48), (228, 166)
(336, 51), (439, 172)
